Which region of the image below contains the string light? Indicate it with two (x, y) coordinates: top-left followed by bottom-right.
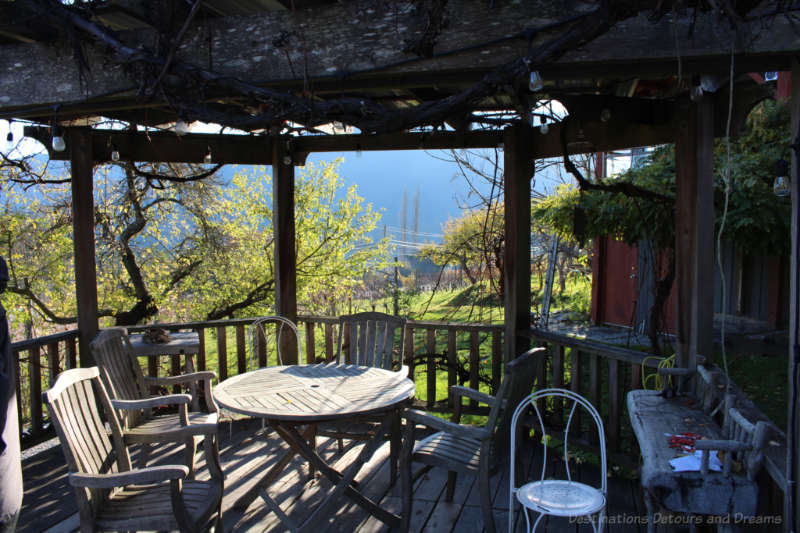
(539, 116), (549, 135)
(529, 70), (544, 92)
(774, 158), (791, 197)
(174, 118), (190, 136)
(51, 124), (66, 152)
(689, 76), (703, 102)
(204, 145), (212, 164)
(600, 108), (611, 122)
(110, 143), (120, 161)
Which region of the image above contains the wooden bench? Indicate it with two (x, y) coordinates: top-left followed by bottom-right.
(627, 364), (775, 532)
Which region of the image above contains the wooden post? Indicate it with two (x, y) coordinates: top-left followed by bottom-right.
(69, 129), (98, 366)
(693, 97), (715, 364)
(787, 58), (800, 533)
(674, 97), (713, 372)
(272, 137), (298, 364)
(503, 125), (534, 363)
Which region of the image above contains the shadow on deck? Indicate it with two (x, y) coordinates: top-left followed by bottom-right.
(18, 418), (645, 533)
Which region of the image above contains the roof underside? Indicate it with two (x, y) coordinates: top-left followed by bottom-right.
(0, 1), (796, 134)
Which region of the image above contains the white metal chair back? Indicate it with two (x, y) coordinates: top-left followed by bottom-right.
(509, 388), (607, 533)
(248, 316), (302, 369)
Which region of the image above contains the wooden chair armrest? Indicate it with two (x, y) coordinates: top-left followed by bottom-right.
(657, 367), (695, 377)
(144, 371), (216, 386)
(696, 439), (752, 476)
(138, 422), (219, 442)
(69, 465), (189, 489)
(695, 439), (752, 452)
(111, 394), (192, 410)
(404, 409), (490, 441)
(450, 386), (496, 406)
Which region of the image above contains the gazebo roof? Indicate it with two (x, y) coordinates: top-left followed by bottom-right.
(0, 0), (795, 134)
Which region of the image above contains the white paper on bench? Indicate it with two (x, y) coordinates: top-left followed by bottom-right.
(669, 450), (722, 472)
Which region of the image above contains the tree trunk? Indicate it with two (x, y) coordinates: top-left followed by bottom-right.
(647, 249), (675, 355)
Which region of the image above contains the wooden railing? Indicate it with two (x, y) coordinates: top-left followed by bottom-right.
(525, 327), (665, 464)
(11, 329), (80, 440)
(128, 316), (505, 414)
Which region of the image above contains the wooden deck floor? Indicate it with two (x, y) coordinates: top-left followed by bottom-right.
(18, 418), (646, 533)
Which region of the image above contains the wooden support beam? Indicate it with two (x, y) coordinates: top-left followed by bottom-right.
(25, 117), (679, 165)
(68, 129), (98, 366)
(272, 138), (298, 365)
(787, 57), (800, 533)
(674, 94), (714, 373)
(693, 97), (715, 364)
(503, 125), (533, 363)
(2, 4), (799, 111)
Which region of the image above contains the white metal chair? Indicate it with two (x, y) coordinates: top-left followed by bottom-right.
(509, 388), (607, 533)
(248, 315), (302, 369)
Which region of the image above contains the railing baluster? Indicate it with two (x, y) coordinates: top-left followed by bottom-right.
(46, 341), (60, 386)
(631, 362), (642, 390)
(405, 326), (415, 382)
(324, 323), (334, 362)
(491, 330), (501, 394)
(67, 337), (77, 369)
(571, 349), (583, 439)
(426, 328), (436, 408)
(447, 330), (457, 407)
(236, 325), (246, 374)
(589, 353), (600, 445)
(343, 323), (351, 364)
(305, 321), (315, 364)
(608, 358), (620, 451)
(217, 326), (228, 381)
(553, 344), (564, 425)
(469, 331), (479, 408)
(29, 347), (42, 437)
(196, 328), (206, 371)
(256, 323), (267, 367)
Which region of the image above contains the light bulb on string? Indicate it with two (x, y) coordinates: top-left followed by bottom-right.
(110, 143), (120, 162)
(689, 76), (703, 102)
(529, 70), (544, 92)
(774, 158), (791, 197)
(204, 145), (213, 164)
(51, 124), (66, 152)
(174, 118), (190, 136)
(539, 116), (549, 135)
(600, 108), (611, 122)
(5, 129), (13, 151)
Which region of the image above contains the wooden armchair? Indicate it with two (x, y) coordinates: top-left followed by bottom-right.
(44, 367), (223, 533)
(335, 311), (407, 370)
(400, 347), (543, 533)
(90, 328), (219, 476)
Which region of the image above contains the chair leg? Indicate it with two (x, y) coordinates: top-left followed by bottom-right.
(446, 472), (457, 501)
(399, 415), (415, 533)
(184, 436), (197, 479)
(390, 410), (401, 485)
(478, 458), (496, 533)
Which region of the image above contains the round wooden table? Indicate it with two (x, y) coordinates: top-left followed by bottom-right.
(214, 364), (415, 532)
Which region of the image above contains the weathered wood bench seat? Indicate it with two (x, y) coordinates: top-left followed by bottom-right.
(627, 364), (778, 531)
(628, 389), (758, 518)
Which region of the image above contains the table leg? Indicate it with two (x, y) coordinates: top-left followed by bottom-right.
(233, 424), (318, 511)
(273, 414), (401, 533)
(390, 409), (401, 485)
